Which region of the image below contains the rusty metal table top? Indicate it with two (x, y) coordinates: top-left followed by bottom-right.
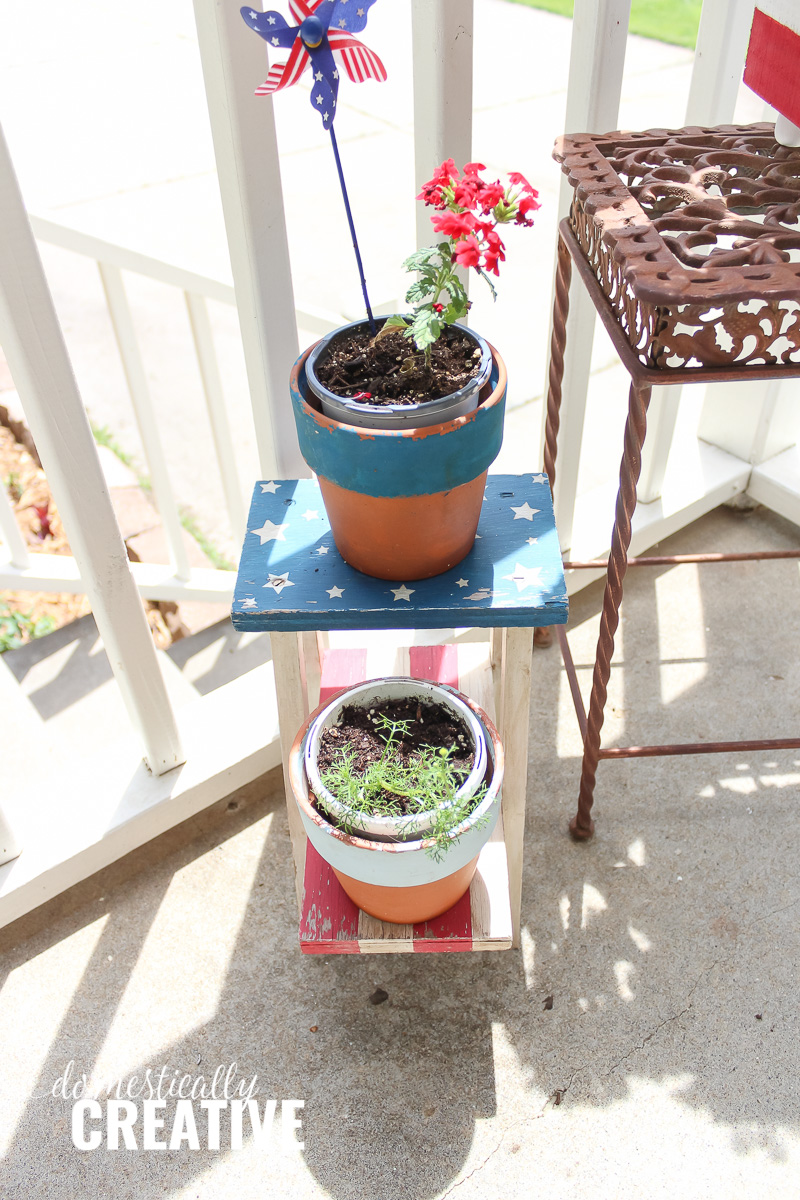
(554, 123), (800, 372)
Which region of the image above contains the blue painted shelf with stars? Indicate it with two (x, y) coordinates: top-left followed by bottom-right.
(232, 474), (568, 631)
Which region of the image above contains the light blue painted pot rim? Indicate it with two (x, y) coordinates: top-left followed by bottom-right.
(305, 315), (493, 430)
(303, 677), (489, 843)
(288, 686), (504, 886)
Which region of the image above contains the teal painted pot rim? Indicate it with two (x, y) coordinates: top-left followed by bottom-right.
(291, 340), (507, 442)
(305, 316), (493, 430)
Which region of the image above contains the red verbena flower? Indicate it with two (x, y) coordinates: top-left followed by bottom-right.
(431, 210), (476, 238)
(453, 178), (481, 208)
(417, 158), (460, 205)
(478, 180), (505, 211)
(416, 182), (445, 207)
(434, 158), (459, 183)
(401, 161), (539, 359)
(515, 192), (541, 225)
(508, 171), (538, 196)
(452, 235), (482, 270)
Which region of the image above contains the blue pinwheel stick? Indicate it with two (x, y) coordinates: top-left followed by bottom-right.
(241, 0), (387, 335)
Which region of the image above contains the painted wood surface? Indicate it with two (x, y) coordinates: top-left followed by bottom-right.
(298, 641), (513, 954)
(232, 475), (568, 631)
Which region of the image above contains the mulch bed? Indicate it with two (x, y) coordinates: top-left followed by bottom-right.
(0, 422), (172, 649)
(314, 325), (483, 405)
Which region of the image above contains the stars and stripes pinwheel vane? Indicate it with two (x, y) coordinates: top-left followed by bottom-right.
(241, 0), (387, 329)
(241, 0), (385, 129)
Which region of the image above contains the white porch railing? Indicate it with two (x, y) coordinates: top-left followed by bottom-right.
(0, 214), (345, 604)
(1, 0), (799, 926)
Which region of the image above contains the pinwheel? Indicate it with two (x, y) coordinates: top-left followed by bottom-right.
(241, 0), (387, 327)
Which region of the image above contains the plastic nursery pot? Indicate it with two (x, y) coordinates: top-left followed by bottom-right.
(289, 341), (507, 581)
(289, 685), (504, 926)
(305, 316), (493, 430)
(304, 677), (488, 843)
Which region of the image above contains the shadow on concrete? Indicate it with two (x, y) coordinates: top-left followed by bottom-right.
(0, 508), (798, 1198)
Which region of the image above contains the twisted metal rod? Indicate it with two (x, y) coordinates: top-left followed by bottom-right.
(543, 235), (572, 494)
(570, 380), (652, 841)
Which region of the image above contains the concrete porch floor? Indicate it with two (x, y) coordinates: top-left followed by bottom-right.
(1, 502), (799, 1199)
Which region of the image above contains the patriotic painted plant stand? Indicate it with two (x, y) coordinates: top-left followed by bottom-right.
(232, 474), (568, 954)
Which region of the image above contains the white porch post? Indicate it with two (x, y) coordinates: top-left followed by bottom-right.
(411, 0), (474, 253)
(685, 0), (800, 475)
(544, 0), (630, 549)
(0, 124), (184, 775)
(193, 0), (306, 479)
(685, 0), (755, 125)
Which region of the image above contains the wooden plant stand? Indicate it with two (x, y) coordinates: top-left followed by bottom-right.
(232, 474), (568, 954)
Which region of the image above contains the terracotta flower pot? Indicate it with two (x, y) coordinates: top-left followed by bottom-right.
(289, 341), (507, 581)
(289, 683), (504, 925)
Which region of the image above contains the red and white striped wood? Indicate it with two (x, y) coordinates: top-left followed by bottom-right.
(299, 644), (513, 954)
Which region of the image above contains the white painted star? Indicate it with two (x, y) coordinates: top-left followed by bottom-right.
(302, 509), (320, 521)
(260, 480), (280, 493)
(338, 18), (346, 26)
(326, 585), (345, 599)
(323, 112), (329, 121)
(315, 70), (323, 80)
(333, 68), (338, 78)
(248, 10), (258, 19)
(503, 562), (543, 593)
(532, 473), (547, 484)
(240, 597), (257, 608)
(267, 13), (276, 22)
(455, 578), (469, 588)
(251, 519), (288, 544)
(510, 502), (540, 521)
(391, 584), (414, 602)
(317, 546), (329, 555)
(264, 572), (294, 594)
(526, 537), (539, 546)
(271, 37), (280, 45)
(316, 93), (323, 104)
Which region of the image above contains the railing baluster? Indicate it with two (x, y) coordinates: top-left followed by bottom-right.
(184, 290), (247, 540)
(0, 481), (29, 569)
(685, 0), (755, 125)
(410, 0), (474, 253)
(99, 262), (192, 582)
(542, 0), (630, 550)
(192, 0), (306, 479)
(0, 121), (184, 775)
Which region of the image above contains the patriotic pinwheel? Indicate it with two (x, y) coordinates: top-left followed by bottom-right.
(241, 0), (386, 328)
(241, 0), (386, 129)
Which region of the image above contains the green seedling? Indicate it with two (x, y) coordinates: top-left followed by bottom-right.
(317, 710), (488, 860)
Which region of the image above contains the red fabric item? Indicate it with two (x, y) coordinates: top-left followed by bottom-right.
(744, 8), (800, 127)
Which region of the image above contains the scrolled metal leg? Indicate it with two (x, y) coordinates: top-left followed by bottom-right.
(543, 234), (572, 494)
(570, 381), (651, 841)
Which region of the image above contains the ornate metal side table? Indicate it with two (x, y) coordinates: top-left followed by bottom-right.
(544, 122), (800, 840)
